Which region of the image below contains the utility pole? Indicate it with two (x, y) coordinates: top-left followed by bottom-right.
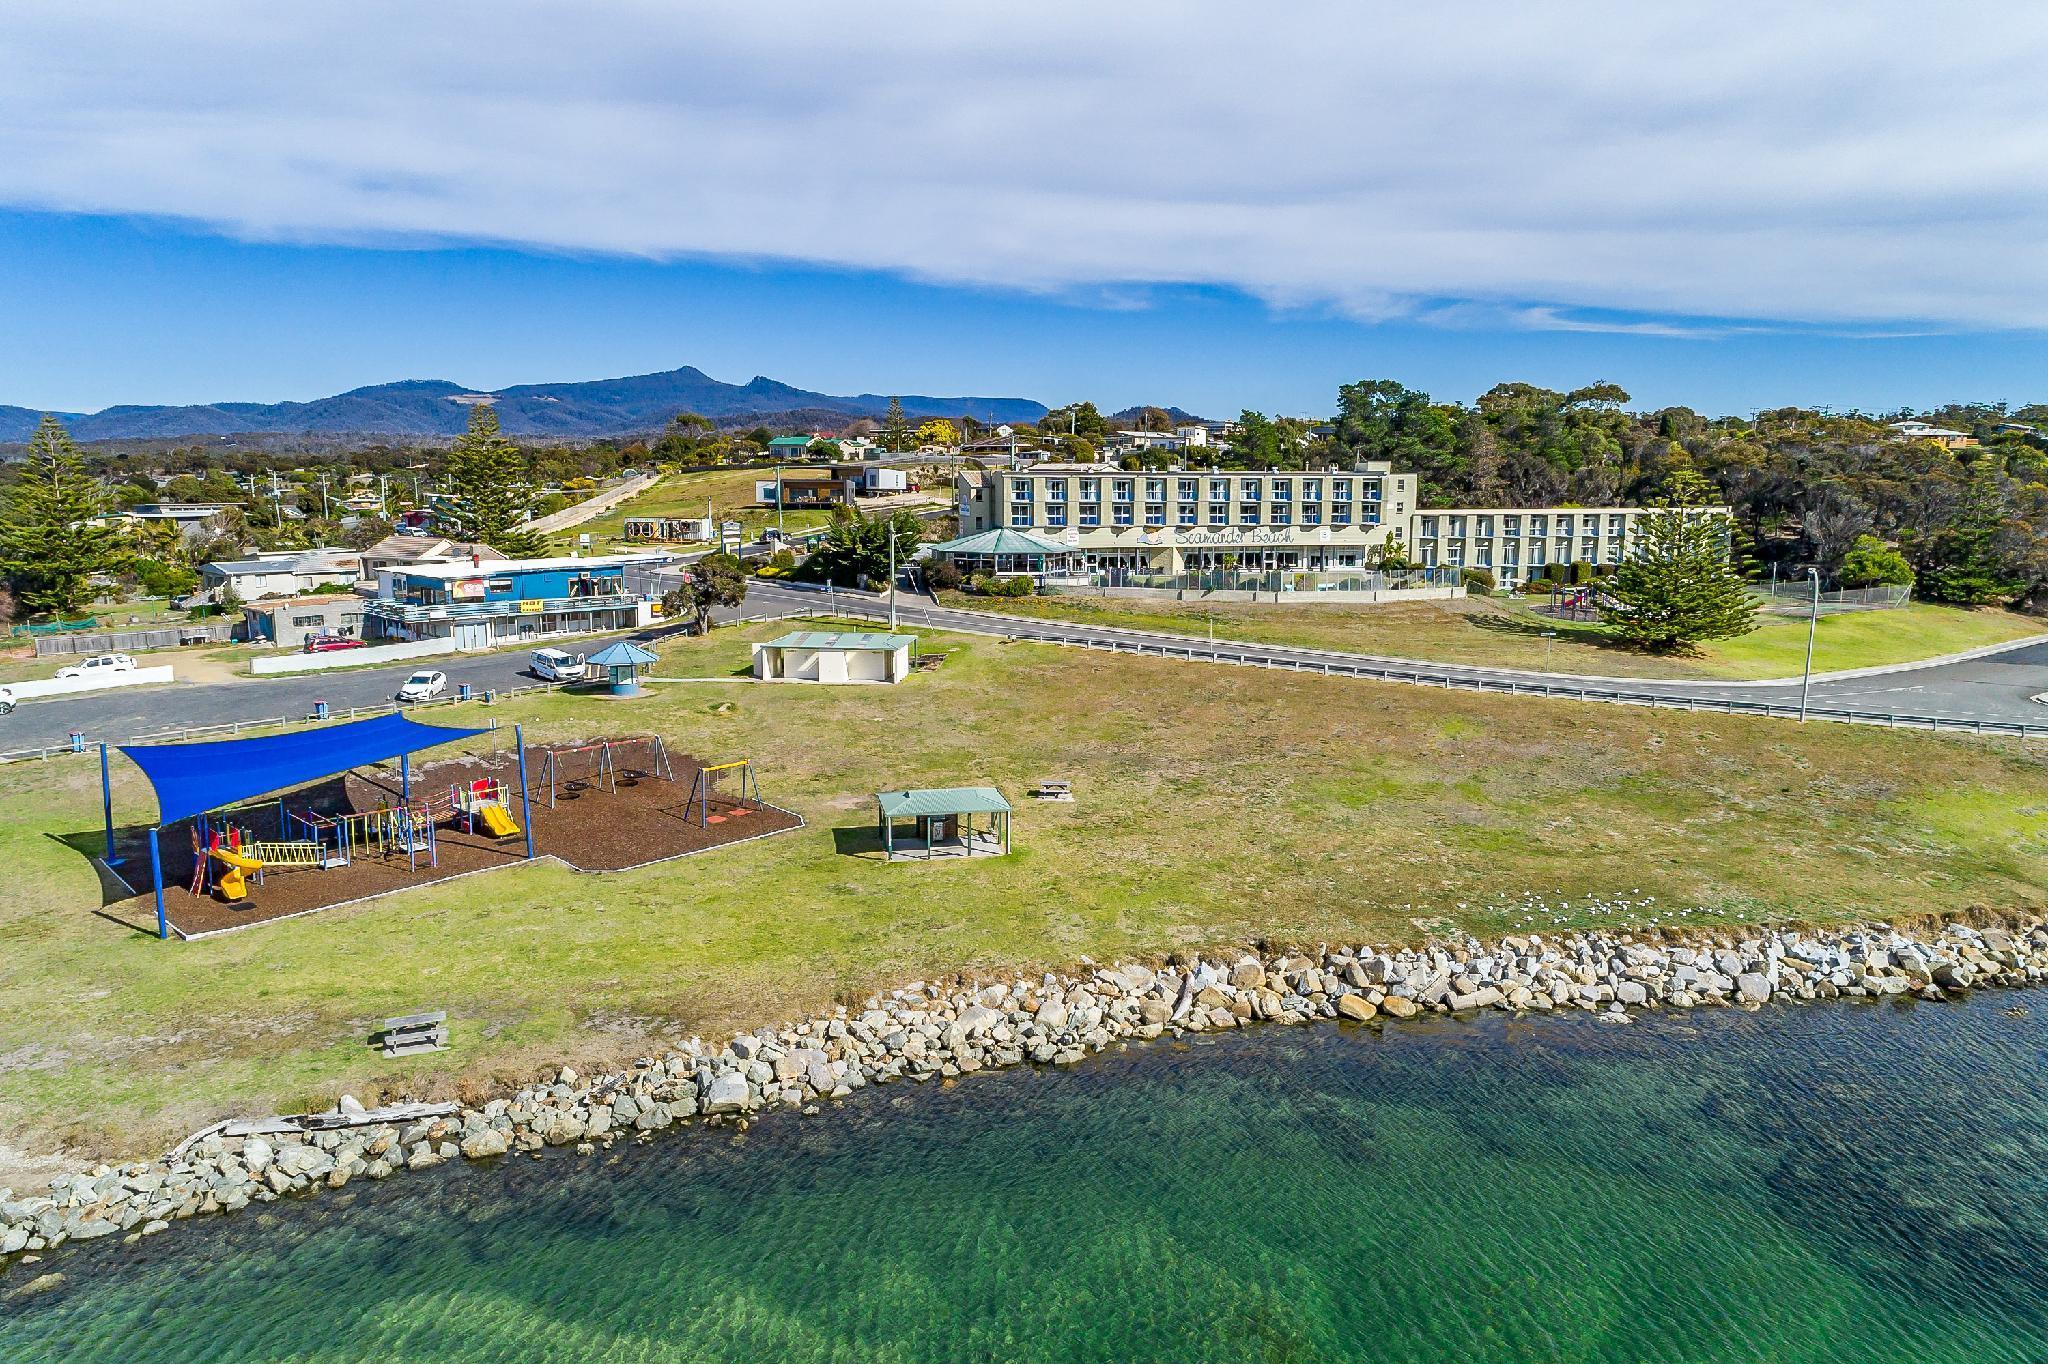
(888, 523), (898, 630)
(317, 473), (330, 519)
(776, 466), (784, 535)
(1798, 567), (1821, 722)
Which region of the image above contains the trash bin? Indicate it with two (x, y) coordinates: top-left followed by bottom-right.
(313, 700), (330, 721)
(458, 683), (472, 702)
(68, 730), (85, 753)
(484, 689), (498, 705)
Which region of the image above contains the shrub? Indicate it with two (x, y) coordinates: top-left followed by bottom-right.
(1460, 568), (1495, 596)
(924, 560), (963, 592)
(994, 574), (1035, 598)
(1570, 561), (1594, 585)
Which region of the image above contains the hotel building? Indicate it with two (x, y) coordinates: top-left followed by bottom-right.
(956, 463), (1724, 582)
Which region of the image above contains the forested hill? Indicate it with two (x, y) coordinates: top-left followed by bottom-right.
(1311, 380), (2048, 606)
(0, 367), (1048, 443)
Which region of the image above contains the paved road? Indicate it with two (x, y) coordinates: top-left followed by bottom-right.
(5, 583), (2045, 754)
(747, 582), (2048, 732)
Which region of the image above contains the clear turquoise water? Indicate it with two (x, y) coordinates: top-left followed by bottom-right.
(6, 992), (2048, 1362)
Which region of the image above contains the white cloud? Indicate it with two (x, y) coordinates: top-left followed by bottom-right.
(4, 1), (2047, 329)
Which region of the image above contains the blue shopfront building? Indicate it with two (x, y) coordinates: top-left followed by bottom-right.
(365, 554), (666, 650)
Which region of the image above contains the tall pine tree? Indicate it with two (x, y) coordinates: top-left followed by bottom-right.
(1904, 469), (2022, 605)
(1603, 471), (1757, 652)
(881, 397), (912, 454)
(0, 415), (127, 617)
(443, 405), (548, 558)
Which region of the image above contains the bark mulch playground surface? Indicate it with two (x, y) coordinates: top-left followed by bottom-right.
(99, 744), (800, 938)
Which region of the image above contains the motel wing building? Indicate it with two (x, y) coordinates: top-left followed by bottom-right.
(956, 462), (1721, 582)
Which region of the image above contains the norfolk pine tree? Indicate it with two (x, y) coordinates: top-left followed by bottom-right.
(881, 397), (913, 454)
(444, 405), (549, 558)
(0, 415), (127, 616)
(1603, 471), (1756, 652)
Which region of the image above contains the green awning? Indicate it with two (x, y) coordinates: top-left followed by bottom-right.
(927, 528), (1075, 556)
(876, 786), (1012, 819)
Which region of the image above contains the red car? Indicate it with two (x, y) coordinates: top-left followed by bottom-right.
(304, 635), (367, 653)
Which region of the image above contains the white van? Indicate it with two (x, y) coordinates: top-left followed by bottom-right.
(531, 647), (587, 682)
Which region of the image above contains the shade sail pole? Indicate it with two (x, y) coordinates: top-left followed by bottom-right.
(515, 725), (536, 860)
(401, 752), (411, 803)
(148, 828), (166, 941)
(100, 744), (118, 865)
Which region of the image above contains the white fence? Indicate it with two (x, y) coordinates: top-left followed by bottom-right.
(249, 638), (456, 675)
(5, 665), (176, 700)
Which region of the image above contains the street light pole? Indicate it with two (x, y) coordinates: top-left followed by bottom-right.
(887, 525), (898, 630)
(1798, 567), (1820, 722)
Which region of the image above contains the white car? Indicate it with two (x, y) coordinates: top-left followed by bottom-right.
(530, 647), (587, 682)
(395, 670), (448, 703)
(55, 653), (136, 680)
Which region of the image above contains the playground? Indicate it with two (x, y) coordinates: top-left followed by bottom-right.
(98, 729), (798, 938)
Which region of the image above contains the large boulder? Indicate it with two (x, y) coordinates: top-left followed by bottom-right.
(1335, 995), (1377, 1022)
(704, 1072), (753, 1114)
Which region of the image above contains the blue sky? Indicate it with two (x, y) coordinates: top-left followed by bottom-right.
(5, 3), (2047, 419)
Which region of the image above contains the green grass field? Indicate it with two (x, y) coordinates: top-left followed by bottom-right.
(937, 592), (2042, 681)
(557, 467), (852, 553)
(3, 617), (2045, 1175)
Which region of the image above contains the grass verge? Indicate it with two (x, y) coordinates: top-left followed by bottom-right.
(935, 592), (2042, 681)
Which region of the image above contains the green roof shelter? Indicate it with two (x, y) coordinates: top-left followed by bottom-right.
(586, 639), (659, 696)
(755, 630), (917, 684)
(875, 786), (1012, 860)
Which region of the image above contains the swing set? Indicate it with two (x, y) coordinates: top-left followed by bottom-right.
(536, 735), (675, 808)
(681, 758), (761, 827)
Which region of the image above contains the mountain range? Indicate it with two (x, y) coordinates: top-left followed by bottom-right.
(0, 367), (1050, 444)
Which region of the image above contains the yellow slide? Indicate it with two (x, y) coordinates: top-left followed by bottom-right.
(208, 847), (264, 902)
(478, 804), (521, 839)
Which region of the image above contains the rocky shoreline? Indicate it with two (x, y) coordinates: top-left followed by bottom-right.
(6, 914), (2047, 1267)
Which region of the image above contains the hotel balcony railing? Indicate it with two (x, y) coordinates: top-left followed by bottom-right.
(364, 593), (636, 624)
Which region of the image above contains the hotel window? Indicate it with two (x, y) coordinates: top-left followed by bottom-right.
(1113, 502), (1134, 526)
(1529, 542), (1547, 566)
(1045, 505), (1067, 528)
(1302, 503), (1322, 526)
(1503, 515), (1520, 538)
(1332, 503), (1352, 525)
(1476, 544), (1493, 567)
(1447, 543), (1465, 565)
(1011, 480), (1033, 501)
(1179, 502), (1198, 526)
(1530, 514), (1548, 537)
(1271, 503), (1291, 525)
(1361, 480), (1382, 502)
(1178, 478), (1198, 501)
(1581, 538), (1597, 560)
(1208, 478), (1231, 502)
(1145, 502), (1166, 526)
(1608, 514), (1627, 537)
(1145, 477), (1167, 502)
(1045, 481), (1066, 502)
(1332, 479), (1353, 503)
(1475, 516), (1493, 538)
(1557, 514), (1575, 536)
(1271, 480), (1291, 502)
(1080, 503), (1101, 527)
(1449, 516), (1466, 537)
(1240, 478), (1262, 501)
(1301, 478), (1321, 502)
(1209, 502), (1228, 526)
(1502, 543), (1519, 565)
(1239, 503), (1261, 526)
(1113, 479), (1134, 503)
(1419, 516), (1438, 537)
(1009, 504), (1033, 528)
(1364, 507), (1381, 525)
